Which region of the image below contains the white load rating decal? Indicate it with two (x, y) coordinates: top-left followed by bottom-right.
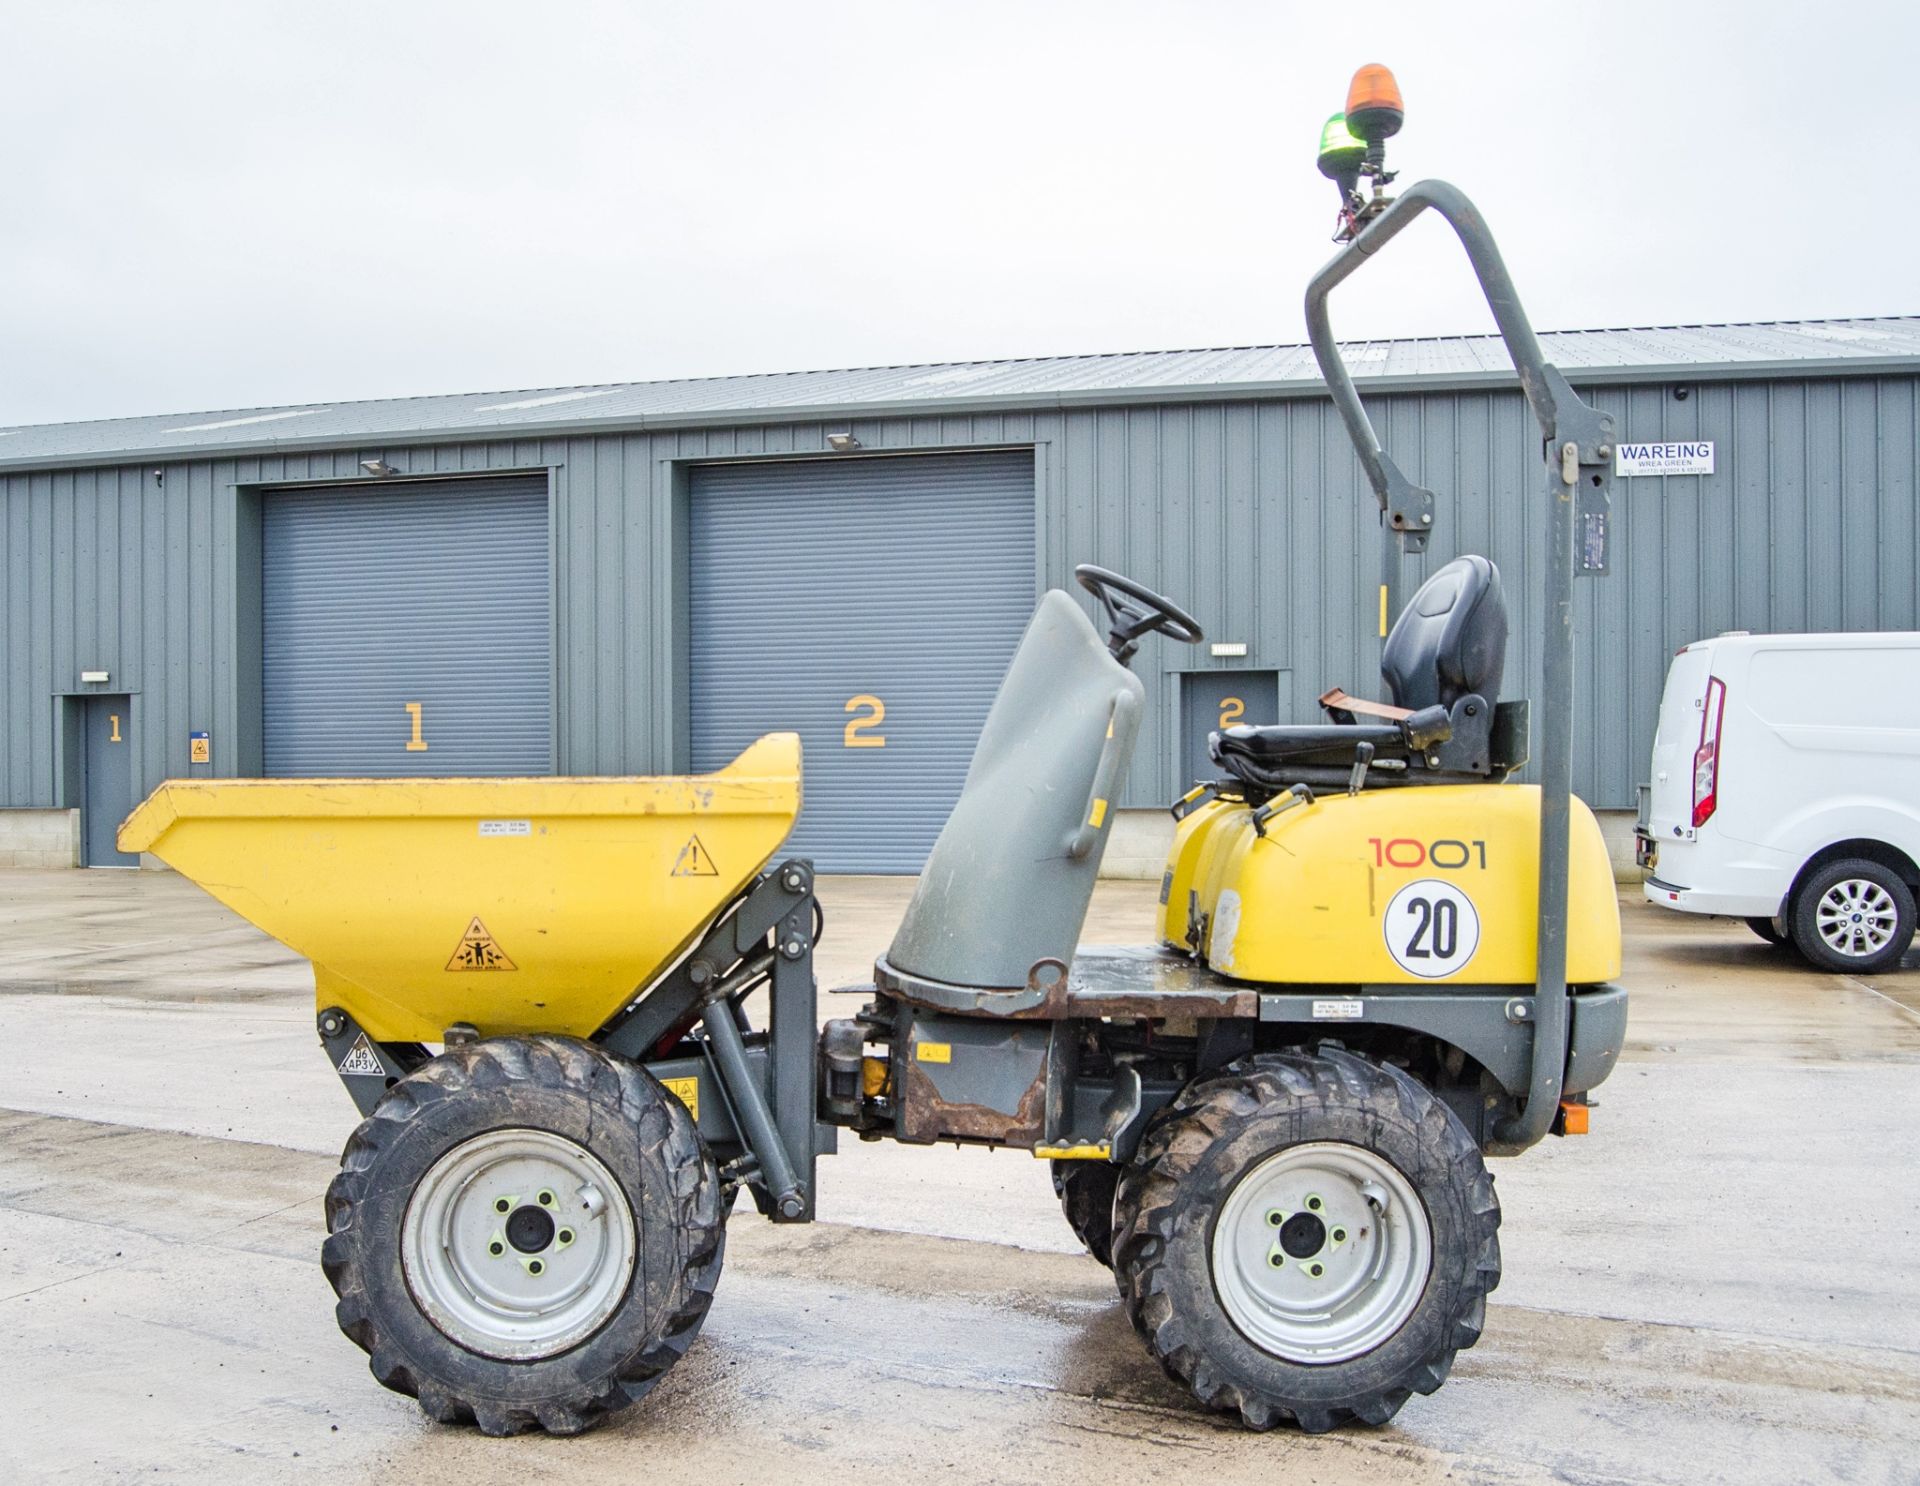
(337, 1034), (385, 1076)
(1383, 878), (1481, 979)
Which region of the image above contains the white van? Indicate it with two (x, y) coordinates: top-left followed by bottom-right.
(1637, 632), (1920, 972)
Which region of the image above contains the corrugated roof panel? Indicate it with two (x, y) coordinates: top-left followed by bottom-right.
(2, 316), (1916, 470)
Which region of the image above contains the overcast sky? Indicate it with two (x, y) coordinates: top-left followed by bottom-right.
(3, 0), (1914, 427)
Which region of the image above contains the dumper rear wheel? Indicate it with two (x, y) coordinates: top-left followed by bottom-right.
(323, 1036), (724, 1436)
(1051, 1160), (1119, 1267)
(1112, 1048), (1499, 1432)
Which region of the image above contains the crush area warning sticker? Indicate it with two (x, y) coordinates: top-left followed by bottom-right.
(446, 916), (518, 972)
(660, 1076), (700, 1120)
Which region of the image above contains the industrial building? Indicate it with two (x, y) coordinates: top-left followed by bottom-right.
(3, 317), (1917, 874)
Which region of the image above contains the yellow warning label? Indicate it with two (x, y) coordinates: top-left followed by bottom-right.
(660, 1075), (699, 1121)
(446, 916), (517, 972)
(1088, 798), (1109, 829)
(915, 1041), (951, 1064)
(671, 834), (718, 877)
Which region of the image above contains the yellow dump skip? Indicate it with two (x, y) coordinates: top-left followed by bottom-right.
(119, 734), (801, 1043)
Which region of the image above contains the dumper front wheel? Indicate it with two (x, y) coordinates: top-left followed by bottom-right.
(1112, 1048), (1499, 1432)
(323, 1036), (724, 1436)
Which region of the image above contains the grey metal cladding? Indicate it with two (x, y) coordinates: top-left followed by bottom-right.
(3, 376), (1917, 828)
(688, 451), (1036, 873)
(261, 475), (551, 776)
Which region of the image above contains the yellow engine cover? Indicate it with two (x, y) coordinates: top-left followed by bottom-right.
(1160, 784), (1620, 986)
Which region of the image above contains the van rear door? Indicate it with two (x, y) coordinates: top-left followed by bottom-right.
(1646, 644), (1714, 842)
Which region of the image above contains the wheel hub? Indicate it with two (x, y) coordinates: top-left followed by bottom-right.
(401, 1128), (636, 1361)
(505, 1203), (556, 1254)
(1277, 1210), (1326, 1259)
(1212, 1141), (1433, 1365)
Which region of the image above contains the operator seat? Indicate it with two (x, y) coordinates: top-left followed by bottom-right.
(1210, 554), (1522, 793)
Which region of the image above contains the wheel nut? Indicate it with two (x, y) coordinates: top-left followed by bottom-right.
(557, 1228), (575, 1246)
(1268, 1253), (1284, 1268)
(1306, 1195), (1323, 1211)
(1266, 1210), (1284, 1227)
(494, 1197), (511, 1214)
(1309, 1263), (1324, 1277)
(528, 1259), (544, 1276)
(488, 1240), (504, 1257)
(537, 1190), (555, 1207)
(1332, 1227), (1347, 1243)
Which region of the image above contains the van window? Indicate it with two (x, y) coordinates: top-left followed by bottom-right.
(1748, 648), (1920, 729)
(1653, 649), (1711, 748)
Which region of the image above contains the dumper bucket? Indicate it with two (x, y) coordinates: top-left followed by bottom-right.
(119, 733), (801, 1043)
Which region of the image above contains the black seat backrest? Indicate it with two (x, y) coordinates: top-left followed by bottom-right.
(1381, 555), (1508, 712)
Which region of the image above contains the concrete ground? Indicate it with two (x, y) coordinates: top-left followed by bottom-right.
(1, 869), (1916, 1485)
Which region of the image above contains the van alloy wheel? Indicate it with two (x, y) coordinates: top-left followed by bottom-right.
(1789, 858), (1916, 975)
(1814, 878), (1900, 959)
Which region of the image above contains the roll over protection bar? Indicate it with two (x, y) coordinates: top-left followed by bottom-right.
(1303, 179), (1618, 1152)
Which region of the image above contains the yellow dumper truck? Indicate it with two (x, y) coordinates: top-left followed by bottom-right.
(122, 67), (1626, 1436)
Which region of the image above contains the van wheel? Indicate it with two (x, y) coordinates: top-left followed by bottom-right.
(1788, 859), (1916, 974)
(1112, 1048), (1499, 1432)
(1744, 916), (1786, 946)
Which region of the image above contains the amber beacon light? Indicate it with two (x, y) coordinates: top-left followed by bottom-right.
(1344, 63), (1404, 143)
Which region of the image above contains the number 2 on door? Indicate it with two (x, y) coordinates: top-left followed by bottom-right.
(844, 695), (885, 748)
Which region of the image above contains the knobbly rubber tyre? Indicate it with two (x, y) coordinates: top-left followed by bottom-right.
(1788, 858), (1916, 974)
(1051, 1160), (1119, 1267)
(322, 1036), (725, 1436)
(1112, 1047), (1500, 1433)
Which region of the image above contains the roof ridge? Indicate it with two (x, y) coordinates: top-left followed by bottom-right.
(3, 314), (1917, 439)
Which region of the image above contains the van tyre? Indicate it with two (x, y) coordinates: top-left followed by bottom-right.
(1051, 1160), (1119, 1267)
(1789, 858), (1916, 974)
(322, 1036), (725, 1436)
(1112, 1048), (1499, 1433)
(1744, 916), (1787, 947)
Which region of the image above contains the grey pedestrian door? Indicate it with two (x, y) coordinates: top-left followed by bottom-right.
(262, 476), (551, 777)
(82, 694), (137, 866)
(1182, 670), (1280, 787)
(689, 451), (1036, 873)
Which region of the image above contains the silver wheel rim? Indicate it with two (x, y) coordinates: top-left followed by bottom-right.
(1815, 878), (1900, 958)
(1211, 1141), (1432, 1365)
(401, 1128), (636, 1361)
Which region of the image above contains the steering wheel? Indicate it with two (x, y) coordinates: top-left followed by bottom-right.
(1075, 565), (1205, 659)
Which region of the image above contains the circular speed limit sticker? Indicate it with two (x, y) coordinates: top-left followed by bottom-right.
(1383, 878), (1481, 979)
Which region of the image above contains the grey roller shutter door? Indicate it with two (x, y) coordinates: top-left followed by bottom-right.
(690, 451), (1035, 873)
(263, 476), (551, 776)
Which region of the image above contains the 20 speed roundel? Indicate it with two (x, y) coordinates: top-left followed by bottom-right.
(1383, 878), (1481, 978)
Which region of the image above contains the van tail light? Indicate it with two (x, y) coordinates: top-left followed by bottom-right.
(1692, 676), (1727, 827)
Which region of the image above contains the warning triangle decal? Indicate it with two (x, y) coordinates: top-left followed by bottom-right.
(337, 1034), (384, 1077)
(671, 835), (718, 877)
(446, 916), (518, 972)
